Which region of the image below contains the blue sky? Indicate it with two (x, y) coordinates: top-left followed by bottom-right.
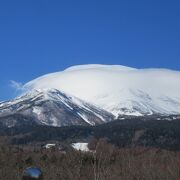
(0, 0), (180, 100)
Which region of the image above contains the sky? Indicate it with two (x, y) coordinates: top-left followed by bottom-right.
(0, 0), (180, 101)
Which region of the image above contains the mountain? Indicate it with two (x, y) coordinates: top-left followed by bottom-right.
(0, 89), (114, 127)
(2, 116), (180, 150)
(23, 64), (180, 117)
(0, 64), (180, 128)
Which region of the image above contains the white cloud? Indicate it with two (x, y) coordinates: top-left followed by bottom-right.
(10, 80), (24, 91)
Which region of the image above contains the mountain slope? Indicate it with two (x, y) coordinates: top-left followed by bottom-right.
(2, 116), (180, 150)
(0, 89), (114, 127)
(23, 64), (180, 117)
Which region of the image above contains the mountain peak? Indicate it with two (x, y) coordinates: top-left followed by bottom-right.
(22, 64), (180, 117)
(1, 64), (180, 128)
(0, 88), (114, 127)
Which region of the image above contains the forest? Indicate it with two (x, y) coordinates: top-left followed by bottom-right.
(1, 138), (180, 180)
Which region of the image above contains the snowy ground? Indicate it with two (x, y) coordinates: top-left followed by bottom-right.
(71, 143), (89, 152)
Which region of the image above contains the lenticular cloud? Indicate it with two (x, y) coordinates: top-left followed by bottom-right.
(23, 64), (180, 116)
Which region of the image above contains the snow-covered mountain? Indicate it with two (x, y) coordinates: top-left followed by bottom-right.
(23, 64), (180, 117)
(0, 89), (114, 127)
(0, 64), (180, 128)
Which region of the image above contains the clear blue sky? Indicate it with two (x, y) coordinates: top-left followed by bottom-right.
(0, 0), (180, 100)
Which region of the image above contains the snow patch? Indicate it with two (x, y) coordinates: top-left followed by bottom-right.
(77, 112), (95, 125)
(44, 144), (56, 149)
(32, 107), (42, 116)
(72, 143), (89, 152)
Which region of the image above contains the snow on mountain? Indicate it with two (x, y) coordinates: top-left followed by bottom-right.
(0, 89), (114, 127)
(22, 64), (180, 117)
